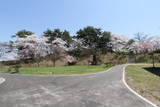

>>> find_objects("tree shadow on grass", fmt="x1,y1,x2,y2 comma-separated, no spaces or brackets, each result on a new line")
143,67,160,77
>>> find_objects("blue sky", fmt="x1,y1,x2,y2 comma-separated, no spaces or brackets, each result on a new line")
0,0,160,42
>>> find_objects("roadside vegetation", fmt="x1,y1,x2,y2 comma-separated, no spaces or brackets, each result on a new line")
0,26,160,105
0,65,110,75
0,26,130,75
1,26,160,77
126,64,160,106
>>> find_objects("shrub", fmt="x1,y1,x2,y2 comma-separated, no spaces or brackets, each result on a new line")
66,55,77,65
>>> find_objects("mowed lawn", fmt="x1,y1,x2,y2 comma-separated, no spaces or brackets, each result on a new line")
0,65,111,76
126,64,160,106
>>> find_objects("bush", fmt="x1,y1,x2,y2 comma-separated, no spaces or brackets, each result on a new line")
66,55,77,66
12,65,21,73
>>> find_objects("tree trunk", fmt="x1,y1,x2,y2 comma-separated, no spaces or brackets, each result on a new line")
53,54,56,67
52,60,55,67
37,62,40,67
91,54,97,65
152,53,155,68
135,55,137,63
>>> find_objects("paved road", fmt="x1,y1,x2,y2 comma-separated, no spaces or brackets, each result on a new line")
0,65,153,107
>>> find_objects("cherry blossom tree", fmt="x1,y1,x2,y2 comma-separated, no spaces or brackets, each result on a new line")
66,55,77,65
133,33,158,67
111,34,129,52
15,35,49,67
150,36,160,68
133,33,154,53
0,42,17,62
46,44,63,67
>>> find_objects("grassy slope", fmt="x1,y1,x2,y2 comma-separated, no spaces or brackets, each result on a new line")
126,64,160,106
0,65,110,76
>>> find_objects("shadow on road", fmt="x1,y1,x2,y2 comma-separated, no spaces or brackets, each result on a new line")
143,67,160,77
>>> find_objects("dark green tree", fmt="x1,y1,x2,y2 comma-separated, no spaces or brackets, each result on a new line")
43,29,63,67
98,31,111,53
76,26,102,65
62,30,72,47
43,29,55,43
12,29,34,38
69,44,82,58
126,39,135,52
43,29,63,43
53,29,62,38
127,39,135,45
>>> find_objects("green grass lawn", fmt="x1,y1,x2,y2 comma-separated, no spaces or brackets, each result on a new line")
0,65,111,76
126,64,160,106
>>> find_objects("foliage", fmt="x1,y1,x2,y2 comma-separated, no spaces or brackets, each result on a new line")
43,29,55,43
12,29,34,38
47,45,63,67
76,26,112,65
1,26,160,68
76,26,102,48
68,44,82,58
111,34,129,52
98,31,112,53
15,35,49,67
43,29,72,46
61,30,72,47
66,55,77,65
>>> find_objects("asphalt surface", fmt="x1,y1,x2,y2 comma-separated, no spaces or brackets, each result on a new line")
0,65,153,107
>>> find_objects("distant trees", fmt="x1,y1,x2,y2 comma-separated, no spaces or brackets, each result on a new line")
151,36,160,68
43,29,68,67
47,45,63,67
76,26,111,65
61,30,72,47
43,29,63,43
0,43,6,58
131,33,158,68
99,32,112,53
12,30,34,38
133,33,153,53
125,39,135,54
111,34,129,52
66,55,77,65
43,29,72,45
15,35,49,67
4,30,35,72
76,26,101,65
43,29,55,43
2,27,160,69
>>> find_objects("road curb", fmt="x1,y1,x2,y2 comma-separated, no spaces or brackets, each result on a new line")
0,77,5,85
122,64,158,107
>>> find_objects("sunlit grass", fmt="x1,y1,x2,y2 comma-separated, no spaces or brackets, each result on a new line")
0,65,111,76
126,64,160,105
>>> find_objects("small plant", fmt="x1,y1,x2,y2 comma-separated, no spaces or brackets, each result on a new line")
12,65,21,73
7,68,11,73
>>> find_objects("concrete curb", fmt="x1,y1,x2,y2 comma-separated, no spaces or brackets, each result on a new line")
0,77,5,85
122,64,158,107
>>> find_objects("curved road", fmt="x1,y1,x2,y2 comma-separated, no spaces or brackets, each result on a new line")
0,65,153,107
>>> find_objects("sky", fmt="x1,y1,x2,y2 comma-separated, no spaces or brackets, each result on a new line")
0,0,160,42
